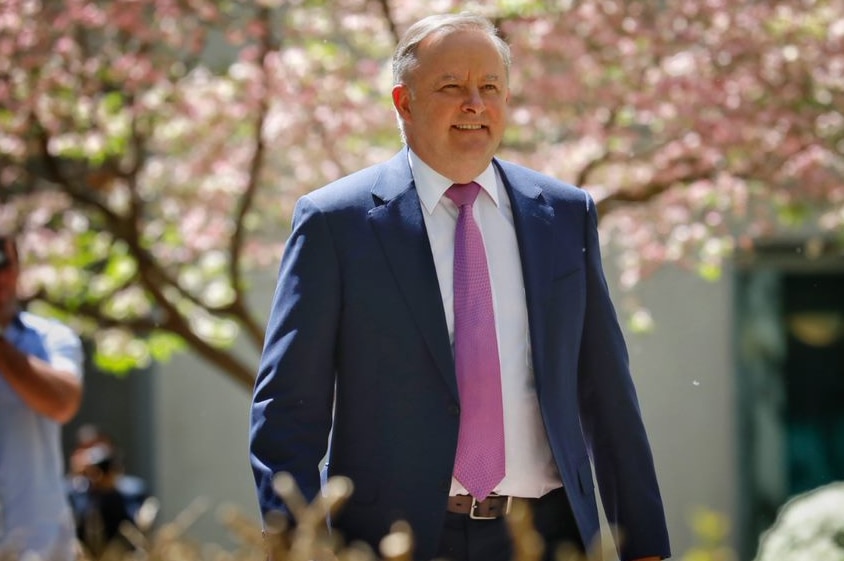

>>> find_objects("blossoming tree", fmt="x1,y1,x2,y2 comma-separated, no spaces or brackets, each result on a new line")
1,0,841,388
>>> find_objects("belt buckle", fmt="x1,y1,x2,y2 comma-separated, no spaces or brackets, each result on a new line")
469,495,513,520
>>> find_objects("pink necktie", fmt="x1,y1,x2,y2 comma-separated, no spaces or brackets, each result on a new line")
446,182,505,501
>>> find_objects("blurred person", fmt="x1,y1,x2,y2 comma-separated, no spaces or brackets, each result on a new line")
250,12,670,561
68,424,113,478
67,442,144,557
0,234,84,560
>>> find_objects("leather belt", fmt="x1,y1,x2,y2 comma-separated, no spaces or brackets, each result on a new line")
447,494,515,519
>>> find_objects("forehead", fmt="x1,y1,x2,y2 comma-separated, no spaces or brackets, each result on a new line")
414,28,506,78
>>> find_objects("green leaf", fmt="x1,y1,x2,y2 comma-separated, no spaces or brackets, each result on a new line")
147,331,187,362
101,91,127,114
697,262,722,282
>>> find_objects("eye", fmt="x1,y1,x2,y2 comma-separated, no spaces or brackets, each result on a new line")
482,84,499,92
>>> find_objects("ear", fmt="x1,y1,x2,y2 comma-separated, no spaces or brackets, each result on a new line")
392,84,412,121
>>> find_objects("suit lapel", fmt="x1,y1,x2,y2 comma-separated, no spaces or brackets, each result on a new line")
496,161,555,391
368,152,457,398
365,154,557,398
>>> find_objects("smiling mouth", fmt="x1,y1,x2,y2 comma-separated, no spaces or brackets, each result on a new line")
453,124,485,130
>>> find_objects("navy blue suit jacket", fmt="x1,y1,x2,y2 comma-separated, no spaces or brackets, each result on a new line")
250,149,670,561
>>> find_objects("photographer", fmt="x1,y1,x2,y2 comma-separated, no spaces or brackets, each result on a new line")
66,428,149,557
67,442,140,557
0,234,84,561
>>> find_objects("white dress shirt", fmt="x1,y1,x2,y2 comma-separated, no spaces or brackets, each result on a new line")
409,150,563,498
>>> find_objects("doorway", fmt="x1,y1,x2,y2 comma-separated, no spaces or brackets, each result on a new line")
735,264,844,559
782,273,844,494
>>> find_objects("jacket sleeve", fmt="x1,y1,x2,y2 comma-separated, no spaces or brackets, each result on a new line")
250,195,341,519
576,194,671,560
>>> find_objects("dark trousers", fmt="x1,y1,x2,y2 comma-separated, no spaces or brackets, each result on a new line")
435,487,584,561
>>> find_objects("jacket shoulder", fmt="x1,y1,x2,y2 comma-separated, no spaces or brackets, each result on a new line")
495,158,590,205
304,152,406,211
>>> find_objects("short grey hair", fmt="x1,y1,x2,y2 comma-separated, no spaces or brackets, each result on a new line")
392,12,511,87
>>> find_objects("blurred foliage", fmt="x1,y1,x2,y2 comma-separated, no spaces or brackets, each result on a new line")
754,481,844,561
680,507,736,561
22,475,626,561
13,480,835,561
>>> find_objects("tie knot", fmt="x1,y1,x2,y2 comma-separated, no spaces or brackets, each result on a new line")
446,182,481,208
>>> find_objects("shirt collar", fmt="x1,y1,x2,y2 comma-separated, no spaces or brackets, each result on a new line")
408,149,500,214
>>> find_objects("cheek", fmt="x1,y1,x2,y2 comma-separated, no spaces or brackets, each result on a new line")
491,100,508,116
494,107,510,127
421,110,451,131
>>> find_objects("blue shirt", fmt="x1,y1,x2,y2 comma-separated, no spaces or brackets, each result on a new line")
0,311,83,560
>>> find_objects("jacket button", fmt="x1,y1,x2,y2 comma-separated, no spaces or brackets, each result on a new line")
448,403,460,416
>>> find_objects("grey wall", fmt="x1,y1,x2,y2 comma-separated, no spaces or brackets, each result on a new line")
614,265,738,557
152,271,276,547
153,350,259,547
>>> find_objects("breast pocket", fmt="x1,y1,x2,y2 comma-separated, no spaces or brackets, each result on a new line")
549,236,586,298
553,265,582,282
548,263,586,322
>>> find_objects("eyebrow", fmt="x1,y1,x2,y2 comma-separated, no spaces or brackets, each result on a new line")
436,73,502,83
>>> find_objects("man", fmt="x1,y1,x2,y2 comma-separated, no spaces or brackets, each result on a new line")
0,234,84,560
67,441,142,557
251,12,670,561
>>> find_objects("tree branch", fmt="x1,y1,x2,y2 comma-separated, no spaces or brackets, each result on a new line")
29,292,257,389
226,5,275,350
373,0,399,44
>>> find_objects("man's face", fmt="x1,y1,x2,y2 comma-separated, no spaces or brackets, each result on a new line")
392,28,510,183
0,238,19,326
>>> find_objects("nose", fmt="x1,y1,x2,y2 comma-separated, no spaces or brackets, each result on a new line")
461,88,485,114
